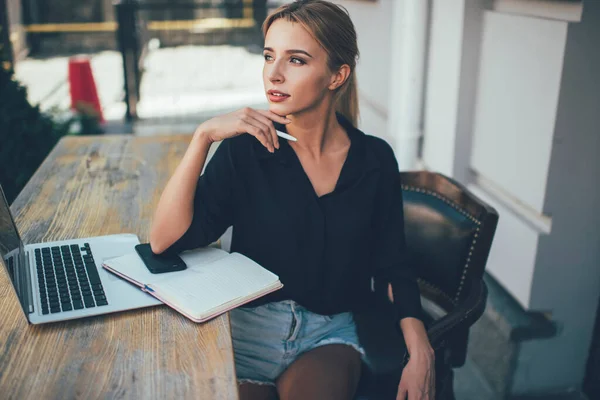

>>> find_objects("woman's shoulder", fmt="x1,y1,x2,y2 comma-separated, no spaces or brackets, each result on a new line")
220,133,254,149
361,133,399,172
217,134,258,161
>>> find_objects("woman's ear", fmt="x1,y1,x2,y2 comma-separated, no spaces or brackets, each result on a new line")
328,64,351,91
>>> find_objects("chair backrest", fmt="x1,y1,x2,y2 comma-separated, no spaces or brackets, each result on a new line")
400,171,498,311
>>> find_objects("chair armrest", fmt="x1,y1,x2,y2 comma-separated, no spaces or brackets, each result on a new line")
426,278,487,350
399,278,487,367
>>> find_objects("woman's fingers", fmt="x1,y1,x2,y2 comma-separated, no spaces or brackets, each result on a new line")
242,117,274,152
254,109,292,150
244,123,272,151
198,107,290,144
232,107,293,152
250,110,280,149
240,108,275,151
396,386,407,400
250,117,276,152
431,379,436,398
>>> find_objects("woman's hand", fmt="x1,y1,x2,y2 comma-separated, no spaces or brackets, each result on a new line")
397,342,435,400
397,318,436,399
195,107,290,153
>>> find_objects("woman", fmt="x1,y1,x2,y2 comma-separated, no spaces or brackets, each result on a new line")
150,1,434,399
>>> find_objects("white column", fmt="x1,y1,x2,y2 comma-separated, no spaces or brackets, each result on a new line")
387,0,429,170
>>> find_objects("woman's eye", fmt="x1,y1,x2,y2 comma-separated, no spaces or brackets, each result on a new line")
290,57,305,65
264,54,273,61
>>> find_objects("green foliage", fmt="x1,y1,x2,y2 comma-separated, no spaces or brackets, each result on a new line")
0,65,102,204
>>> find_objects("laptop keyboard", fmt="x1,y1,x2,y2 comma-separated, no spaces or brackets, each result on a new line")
35,243,108,314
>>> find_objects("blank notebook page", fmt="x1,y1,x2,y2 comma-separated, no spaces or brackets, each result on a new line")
155,253,280,317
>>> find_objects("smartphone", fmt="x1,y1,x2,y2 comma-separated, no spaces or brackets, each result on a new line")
134,243,187,274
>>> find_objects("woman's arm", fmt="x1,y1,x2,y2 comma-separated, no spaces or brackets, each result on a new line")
149,132,212,254
149,108,290,254
371,139,434,399
398,318,435,400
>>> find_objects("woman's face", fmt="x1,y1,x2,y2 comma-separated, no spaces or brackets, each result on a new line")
263,19,335,117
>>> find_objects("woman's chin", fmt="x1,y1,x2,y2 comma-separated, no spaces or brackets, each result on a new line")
268,103,292,117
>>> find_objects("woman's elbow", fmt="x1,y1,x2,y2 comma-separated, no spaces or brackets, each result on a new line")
149,240,164,255
149,229,168,254
149,217,192,255
148,239,160,254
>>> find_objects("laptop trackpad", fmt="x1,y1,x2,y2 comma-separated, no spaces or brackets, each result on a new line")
89,234,141,282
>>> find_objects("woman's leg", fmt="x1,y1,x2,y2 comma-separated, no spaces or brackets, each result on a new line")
238,383,278,400
230,305,289,399
275,344,362,400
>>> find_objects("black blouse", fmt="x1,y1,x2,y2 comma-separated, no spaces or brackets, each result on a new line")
167,114,422,322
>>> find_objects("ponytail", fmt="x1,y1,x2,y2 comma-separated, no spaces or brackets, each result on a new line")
336,72,359,126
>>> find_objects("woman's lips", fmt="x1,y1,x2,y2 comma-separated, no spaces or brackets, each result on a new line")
267,90,290,103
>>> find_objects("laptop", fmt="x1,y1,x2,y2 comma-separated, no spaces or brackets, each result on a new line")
0,185,161,324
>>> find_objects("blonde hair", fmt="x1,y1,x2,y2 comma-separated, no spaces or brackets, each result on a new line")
262,0,360,126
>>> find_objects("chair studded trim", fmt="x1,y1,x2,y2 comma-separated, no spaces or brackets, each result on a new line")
418,278,456,308
455,227,479,303
401,185,482,303
401,185,482,225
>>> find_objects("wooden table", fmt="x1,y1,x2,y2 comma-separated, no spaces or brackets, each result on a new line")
0,135,239,400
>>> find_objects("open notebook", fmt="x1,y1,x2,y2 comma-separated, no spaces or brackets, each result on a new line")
102,247,283,323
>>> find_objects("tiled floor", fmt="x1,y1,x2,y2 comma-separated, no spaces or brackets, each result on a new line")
453,357,589,400
454,356,497,400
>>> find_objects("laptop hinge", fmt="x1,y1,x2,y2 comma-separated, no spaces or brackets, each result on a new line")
23,250,34,314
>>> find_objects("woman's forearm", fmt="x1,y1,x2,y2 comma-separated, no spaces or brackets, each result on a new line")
400,317,432,354
388,283,429,351
149,131,213,254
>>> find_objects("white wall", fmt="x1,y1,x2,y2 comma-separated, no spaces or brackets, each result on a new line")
339,0,394,142
469,184,541,307
422,0,488,183
469,12,567,308
422,0,466,176
470,12,567,214
422,2,569,308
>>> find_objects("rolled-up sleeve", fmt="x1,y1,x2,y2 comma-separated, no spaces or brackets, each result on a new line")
166,139,236,254
374,159,423,323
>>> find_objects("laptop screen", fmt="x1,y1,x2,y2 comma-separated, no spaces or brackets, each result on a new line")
0,186,28,315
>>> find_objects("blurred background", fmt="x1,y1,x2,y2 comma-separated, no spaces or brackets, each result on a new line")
4,0,272,134
1,1,598,399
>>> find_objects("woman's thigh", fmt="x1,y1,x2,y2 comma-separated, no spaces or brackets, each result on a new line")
275,344,362,400
238,383,278,400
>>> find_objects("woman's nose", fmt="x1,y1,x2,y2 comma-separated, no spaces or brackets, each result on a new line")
267,62,285,83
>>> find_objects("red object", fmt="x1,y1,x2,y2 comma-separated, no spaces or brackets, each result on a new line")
68,56,104,123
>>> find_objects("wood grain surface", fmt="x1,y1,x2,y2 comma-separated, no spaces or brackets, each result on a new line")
0,135,238,400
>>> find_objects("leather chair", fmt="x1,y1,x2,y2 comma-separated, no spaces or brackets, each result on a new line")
354,171,499,400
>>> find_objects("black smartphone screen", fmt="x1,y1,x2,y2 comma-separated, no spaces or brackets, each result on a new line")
134,243,187,274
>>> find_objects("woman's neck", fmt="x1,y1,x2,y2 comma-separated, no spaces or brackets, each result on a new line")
285,102,348,158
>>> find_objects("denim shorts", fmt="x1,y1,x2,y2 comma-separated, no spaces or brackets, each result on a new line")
229,300,366,386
